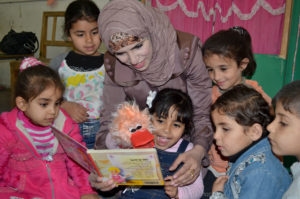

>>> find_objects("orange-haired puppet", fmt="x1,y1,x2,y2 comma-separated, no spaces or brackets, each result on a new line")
105,101,155,149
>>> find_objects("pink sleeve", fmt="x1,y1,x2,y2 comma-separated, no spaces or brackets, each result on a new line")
0,121,19,189
177,143,204,199
0,141,11,187
65,119,96,195
177,172,204,199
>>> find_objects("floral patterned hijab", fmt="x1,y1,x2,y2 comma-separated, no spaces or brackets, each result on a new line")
98,0,177,86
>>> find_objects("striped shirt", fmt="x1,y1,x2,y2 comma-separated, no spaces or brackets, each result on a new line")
18,111,55,161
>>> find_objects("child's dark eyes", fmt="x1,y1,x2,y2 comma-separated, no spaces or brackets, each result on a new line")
40,103,48,107
76,33,84,37
279,121,287,127
156,119,164,124
220,67,227,71
92,30,99,35
222,127,230,132
173,123,182,128
206,68,213,72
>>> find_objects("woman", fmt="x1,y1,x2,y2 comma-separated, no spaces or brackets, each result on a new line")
92,0,212,189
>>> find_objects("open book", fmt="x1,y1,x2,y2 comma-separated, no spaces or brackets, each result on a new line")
52,127,164,186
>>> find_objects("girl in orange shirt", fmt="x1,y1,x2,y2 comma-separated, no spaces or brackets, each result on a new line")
201,26,272,199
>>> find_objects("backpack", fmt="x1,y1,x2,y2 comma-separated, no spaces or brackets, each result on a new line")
0,29,39,55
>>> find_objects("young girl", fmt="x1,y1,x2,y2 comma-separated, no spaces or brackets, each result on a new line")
210,84,291,199
49,0,104,149
0,57,99,198
201,26,272,196
89,88,204,199
267,80,300,198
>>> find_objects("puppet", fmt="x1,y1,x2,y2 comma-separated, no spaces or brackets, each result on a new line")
106,101,154,149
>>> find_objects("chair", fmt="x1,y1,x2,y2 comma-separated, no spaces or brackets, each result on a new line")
9,11,72,107
39,11,72,62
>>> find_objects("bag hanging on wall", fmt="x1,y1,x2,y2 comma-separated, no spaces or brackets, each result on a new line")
0,29,39,55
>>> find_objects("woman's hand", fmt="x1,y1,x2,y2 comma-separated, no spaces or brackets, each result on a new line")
61,101,89,123
88,173,117,192
80,193,101,199
164,176,178,198
169,145,205,186
212,175,228,193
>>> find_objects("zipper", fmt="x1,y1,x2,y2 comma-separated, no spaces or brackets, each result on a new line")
13,124,55,198
46,163,55,199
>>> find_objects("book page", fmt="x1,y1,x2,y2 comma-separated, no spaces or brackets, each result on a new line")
88,149,164,186
52,127,98,174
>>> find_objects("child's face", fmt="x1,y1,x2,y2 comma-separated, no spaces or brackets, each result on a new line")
152,106,185,150
204,54,246,91
111,170,119,175
268,102,300,160
114,39,153,72
18,86,63,127
211,109,254,157
68,19,101,56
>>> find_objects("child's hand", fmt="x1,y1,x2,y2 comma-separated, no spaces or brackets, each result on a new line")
80,193,101,199
61,101,89,123
164,176,178,198
212,175,228,193
169,145,204,186
88,173,117,192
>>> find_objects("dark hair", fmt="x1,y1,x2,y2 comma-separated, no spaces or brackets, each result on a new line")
212,84,272,138
64,0,100,36
15,65,65,101
202,26,256,78
272,80,300,117
149,88,194,135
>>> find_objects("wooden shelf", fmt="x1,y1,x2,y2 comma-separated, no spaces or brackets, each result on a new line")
0,51,33,60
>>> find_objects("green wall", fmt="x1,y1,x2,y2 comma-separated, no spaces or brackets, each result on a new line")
250,1,300,169
285,0,300,84
251,54,286,98
250,1,300,98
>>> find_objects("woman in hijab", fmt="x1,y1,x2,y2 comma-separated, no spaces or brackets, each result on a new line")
91,0,212,191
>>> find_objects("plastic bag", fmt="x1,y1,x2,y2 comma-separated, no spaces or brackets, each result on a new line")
0,29,39,55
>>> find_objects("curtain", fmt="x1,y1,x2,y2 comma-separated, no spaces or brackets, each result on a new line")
151,0,285,55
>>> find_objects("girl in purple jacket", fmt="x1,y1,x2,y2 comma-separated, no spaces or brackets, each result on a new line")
0,58,98,199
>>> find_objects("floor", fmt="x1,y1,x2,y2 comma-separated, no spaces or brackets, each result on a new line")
0,88,12,113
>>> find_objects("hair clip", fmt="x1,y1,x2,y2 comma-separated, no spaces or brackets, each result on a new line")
146,90,157,108
20,57,45,71
230,26,246,36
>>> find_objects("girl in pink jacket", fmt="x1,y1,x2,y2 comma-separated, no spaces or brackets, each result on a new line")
0,58,98,199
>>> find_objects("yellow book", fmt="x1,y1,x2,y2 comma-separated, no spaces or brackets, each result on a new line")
87,148,164,186
52,126,164,186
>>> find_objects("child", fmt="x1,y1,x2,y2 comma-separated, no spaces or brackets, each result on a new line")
202,26,272,103
201,26,273,197
0,57,99,198
49,0,104,149
267,80,300,198
89,88,204,199
210,84,291,199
